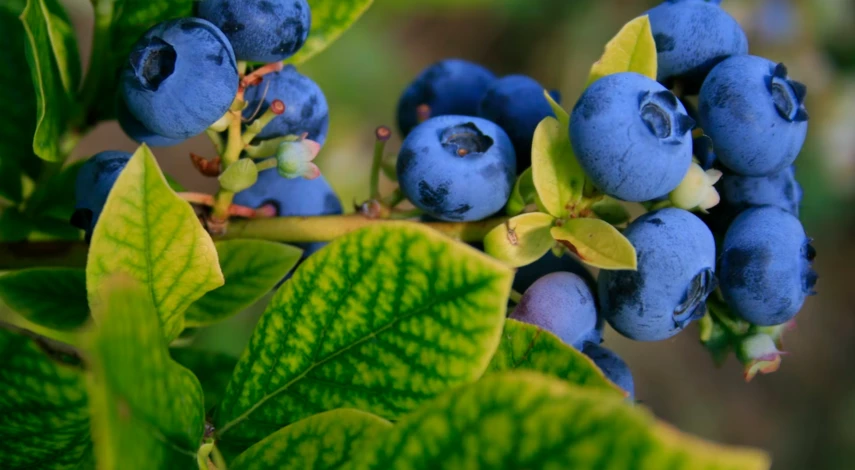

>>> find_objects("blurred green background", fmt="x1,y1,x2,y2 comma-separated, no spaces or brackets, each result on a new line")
56,0,855,468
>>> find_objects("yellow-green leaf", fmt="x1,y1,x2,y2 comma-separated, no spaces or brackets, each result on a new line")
551,218,637,270
592,196,632,225
231,409,392,470
20,0,81,161
543,88,569,129
184,240,303,328
0,267,88,331
214,222,513,454
483,213,555,268
286,0,375,65
0,328,91,469
505,167,535,216
531,117,585,218
587,15,658,87
170,348,238,411
85,275,206,470
346,372,770,470
86,145,224,342
487,319,623,395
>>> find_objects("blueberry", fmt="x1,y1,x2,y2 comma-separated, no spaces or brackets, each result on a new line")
719,206,816,326
71,151,132,241
121,18,238,139
599,208,717,341
647,0,748,93
397,59,496,137
510,272,601,349
477,75,557,174
116,96,185,148
513,251,596,295
197,0,311,63
234,168,343,261
699,56,808,176
570,72,695,202
243,65,329,145
718,165,802,216
397,115,516,222
582,343,635,399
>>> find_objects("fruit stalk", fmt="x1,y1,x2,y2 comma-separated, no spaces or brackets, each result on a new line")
210,102,247,231
370,127,392,200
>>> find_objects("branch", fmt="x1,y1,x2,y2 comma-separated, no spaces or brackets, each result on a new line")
0,216,507,270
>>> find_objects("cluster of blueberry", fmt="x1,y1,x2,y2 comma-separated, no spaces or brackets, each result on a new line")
73,0,343,252
389,0,816,391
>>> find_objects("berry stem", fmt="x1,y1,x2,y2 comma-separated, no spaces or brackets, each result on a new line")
241,100,286,145
370,127,392,200
205,129,225,155
210,102,247,231
509,289,523,304
381,188,405,208
254,158,277,172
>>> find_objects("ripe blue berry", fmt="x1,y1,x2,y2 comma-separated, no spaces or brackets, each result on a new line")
570,72,695,202
599,208,717,341
719,206,817,326
197,0,311,63
243,65,329,145
582,344,635,399
116,97,185,148
647,0,748,93
513,251,596,296
71,151,132,241
397,59,496,137
121,18,239,139
720,165,802,216
477,75,557,173
397,115,516,222
699,56,808,176
234,169,343,260
511,272,601,349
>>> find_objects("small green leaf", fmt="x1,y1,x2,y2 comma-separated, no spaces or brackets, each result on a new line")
0,208,34,242
286,0,375,65
505,167,536,216
185,240,303,328
587,15,658,86
20,0,80,161
487,319,624,395
346,372,771,470
0,329,91,469
543,89,570,129
25,160,85,220
592,196,632,225
231,409,392,470
0,0,38,204
531,117,585,218
0,268,88,331
551,218,637,270
170,348,239,411
86,145,225,342
220,159,259,193
85,275,206,470
483,213,555,268
214,222,513,453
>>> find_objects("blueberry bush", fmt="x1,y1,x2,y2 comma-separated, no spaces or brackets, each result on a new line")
0,0,819,468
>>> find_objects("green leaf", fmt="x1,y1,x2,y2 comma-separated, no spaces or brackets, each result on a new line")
170,348,238,411
82,0,194,121
286,0,375,65
543,88,569,129
0,268,89,331
531,117,585,218
0,0,37,204
231,409,392,470
20,0,80,161
551,218,637,270
86,145,225,342
0,208,34,242
483,213,555,268
346,372,771,470
592,196,632,225
165,173,186,193
214,222,513,453
185,239,302,327
487,319,624,395
0,328,91,469
26,160,85,220
85,275,206,470
587,15,658,87
505,167,536,216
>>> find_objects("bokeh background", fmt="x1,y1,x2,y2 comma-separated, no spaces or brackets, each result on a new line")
56,0,855,468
